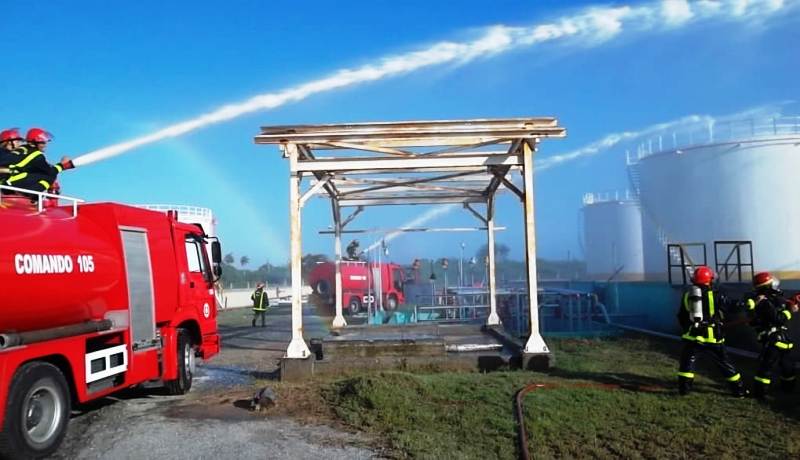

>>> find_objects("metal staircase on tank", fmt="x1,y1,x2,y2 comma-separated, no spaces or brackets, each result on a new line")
625,149,691,277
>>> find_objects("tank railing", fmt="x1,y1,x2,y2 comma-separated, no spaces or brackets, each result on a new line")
582,190,636,205
413,291,491,323
630,116,800,163
499,290,611,338
0,185,83,217
714,240,754,284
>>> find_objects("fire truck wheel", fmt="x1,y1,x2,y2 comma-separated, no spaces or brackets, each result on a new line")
386,295,399,311
348,297,362,315
165,329,195,395
315,280,330,296
0,362,71,459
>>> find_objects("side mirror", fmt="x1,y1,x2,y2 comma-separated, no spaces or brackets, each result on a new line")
211,241,222,264
210,240,223,279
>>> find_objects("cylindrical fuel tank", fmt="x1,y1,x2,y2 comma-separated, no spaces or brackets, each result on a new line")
0,205,127,333
637,135,800,280
582,194,644,280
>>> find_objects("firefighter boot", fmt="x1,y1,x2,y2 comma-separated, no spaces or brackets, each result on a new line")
678,376,693,396
729,380,749,398
753,379,769,401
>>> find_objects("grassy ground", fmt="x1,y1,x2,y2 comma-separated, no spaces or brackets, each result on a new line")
320,336,800,459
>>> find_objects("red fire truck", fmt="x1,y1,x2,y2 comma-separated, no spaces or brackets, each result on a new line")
309,261,406,314
0,191,222,458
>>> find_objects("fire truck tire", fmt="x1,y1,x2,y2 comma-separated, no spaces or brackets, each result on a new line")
348,297,362,315
0,361,71,460
315,280,330,296
165,329,195,395
386,294,399,311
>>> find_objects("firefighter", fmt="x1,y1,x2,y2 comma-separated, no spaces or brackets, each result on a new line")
745,272,797,400
5,128,74,194
676,266,748,397
251,283,269,327
346,239,361,261
0,128,25,181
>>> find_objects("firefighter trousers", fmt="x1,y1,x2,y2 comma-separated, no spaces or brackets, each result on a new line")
252,310,266,327
754,344,796,397
678,341,744,395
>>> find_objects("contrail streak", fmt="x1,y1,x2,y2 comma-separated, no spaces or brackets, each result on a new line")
73,0,795,167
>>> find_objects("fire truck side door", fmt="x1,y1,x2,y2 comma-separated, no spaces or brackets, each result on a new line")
182,234,212,316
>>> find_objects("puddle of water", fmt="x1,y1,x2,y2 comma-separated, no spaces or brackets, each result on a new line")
194,365,256,389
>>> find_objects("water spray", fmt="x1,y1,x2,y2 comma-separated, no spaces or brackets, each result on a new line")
72,0,791,168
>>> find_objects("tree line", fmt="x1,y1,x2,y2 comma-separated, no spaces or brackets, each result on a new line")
219,246,585,289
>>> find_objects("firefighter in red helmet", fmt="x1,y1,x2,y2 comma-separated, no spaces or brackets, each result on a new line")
744,272,797,400
4,128,75,194
676,266,748,396
0,128,25,182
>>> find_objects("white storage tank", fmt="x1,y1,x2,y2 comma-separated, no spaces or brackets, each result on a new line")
581,192,645,280
630,116,800,280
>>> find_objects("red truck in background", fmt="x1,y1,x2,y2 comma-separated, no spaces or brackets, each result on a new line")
0,191,222,459
309,261,406,314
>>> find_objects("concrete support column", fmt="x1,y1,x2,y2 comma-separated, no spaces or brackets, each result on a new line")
521,140,549,357
486,196,500,326
331,200,347,328
286,144,311,359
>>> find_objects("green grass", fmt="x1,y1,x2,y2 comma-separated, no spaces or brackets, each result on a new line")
321,336,800,459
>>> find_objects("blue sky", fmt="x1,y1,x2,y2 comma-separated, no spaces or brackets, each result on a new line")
2,0,798,267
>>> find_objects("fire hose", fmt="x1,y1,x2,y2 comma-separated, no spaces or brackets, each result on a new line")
514,381,664,460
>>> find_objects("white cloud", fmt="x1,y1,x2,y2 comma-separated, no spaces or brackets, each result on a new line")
662,0,694,25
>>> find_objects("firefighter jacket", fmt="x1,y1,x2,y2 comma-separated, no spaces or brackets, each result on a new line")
677,285,738,344
251,288,269,311
5,144,70,188
0,146,18,168
746,289,794,350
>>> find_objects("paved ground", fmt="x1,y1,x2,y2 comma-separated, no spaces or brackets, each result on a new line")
54,303,376,459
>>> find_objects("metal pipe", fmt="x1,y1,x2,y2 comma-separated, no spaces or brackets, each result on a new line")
0,320,113,350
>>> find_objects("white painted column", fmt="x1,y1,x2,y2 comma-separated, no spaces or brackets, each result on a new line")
486,196,500,326
286,144,311,359
521,140,548,354
332,200,347,328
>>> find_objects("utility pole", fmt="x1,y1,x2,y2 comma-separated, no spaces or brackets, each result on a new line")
459,242,466,287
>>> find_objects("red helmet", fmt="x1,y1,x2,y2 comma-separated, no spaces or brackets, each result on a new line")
753,272,779,290
0,128,22,142
26,128,53,144
692,266,714,286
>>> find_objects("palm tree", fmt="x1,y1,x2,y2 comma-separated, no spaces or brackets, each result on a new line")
240,255,250,268
224,253,235,265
